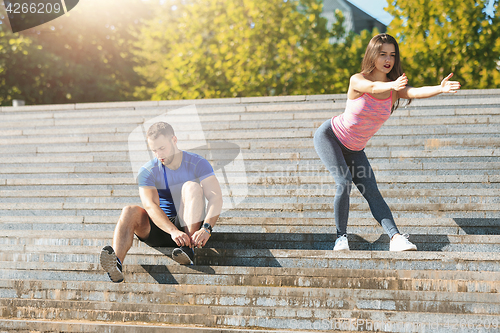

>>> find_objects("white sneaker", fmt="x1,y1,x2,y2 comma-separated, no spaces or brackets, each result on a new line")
390,234,417,251
334,234,349,251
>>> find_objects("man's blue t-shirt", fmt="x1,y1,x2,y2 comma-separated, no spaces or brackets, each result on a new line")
137,151,215,217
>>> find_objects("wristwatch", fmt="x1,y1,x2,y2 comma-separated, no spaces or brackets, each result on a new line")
202,223,213,233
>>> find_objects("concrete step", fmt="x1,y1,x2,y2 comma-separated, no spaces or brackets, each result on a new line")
2,152,498,169
1,162,499,177
0,124,497,152
4,136,500,155
1,169,498,182
3,125,500,150
7,150,497,166
1,215,495,227
210,233,500,252
1,278,499,312
218,210,499,222
2,215,499,234
0,193,498,209
1,117,499,142
3,264,500,291
3,272,498,301
2,152,500,171
0,200,497,215
4,125,500,151
0,89,497,111
211,214,500,236
2,245,500,271
1,100,498,126
0,192,495,210
0,204,496,219
212,225,497,236
1,294,499,332
1,230,499,252
0,319,304,333
0,186,498,203
0,210,496,230
0,92,497,114
3,125,500,149
0,188,498,208
0,97,498,121
2,173,499,186
1,91,500,332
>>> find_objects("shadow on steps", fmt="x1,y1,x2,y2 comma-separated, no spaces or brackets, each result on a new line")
140,264,217,284
453,218,500,235
206,232,451,251
137,219,500,282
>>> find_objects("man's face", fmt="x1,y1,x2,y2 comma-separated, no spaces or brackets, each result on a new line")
147,134,177,165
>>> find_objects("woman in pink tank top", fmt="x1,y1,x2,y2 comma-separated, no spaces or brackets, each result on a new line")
313,33,461,252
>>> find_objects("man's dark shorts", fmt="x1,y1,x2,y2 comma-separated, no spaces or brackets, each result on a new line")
135,216,180,247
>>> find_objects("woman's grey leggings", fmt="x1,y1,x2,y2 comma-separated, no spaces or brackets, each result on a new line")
313,119,399,238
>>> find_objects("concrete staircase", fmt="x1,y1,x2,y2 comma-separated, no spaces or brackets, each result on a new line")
0,90,499,332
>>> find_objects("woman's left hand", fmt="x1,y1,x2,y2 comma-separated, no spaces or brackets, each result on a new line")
441,73,461,93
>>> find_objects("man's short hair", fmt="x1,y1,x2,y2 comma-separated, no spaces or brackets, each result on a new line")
147,122,175,140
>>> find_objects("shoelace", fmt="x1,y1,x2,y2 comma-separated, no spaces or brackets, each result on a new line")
336,235,347,242
117,257,122,272
400,233,412,243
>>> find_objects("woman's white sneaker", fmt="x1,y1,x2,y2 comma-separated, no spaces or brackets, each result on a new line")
390,234,417,251
334,234,350,251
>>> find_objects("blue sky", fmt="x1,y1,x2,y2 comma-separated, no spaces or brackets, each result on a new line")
346,0,393,25
347,0,496,26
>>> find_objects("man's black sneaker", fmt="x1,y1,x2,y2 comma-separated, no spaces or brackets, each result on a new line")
100,246,124,283
172,246,194,265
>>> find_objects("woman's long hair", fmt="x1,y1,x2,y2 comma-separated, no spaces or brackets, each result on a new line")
361,33,410,112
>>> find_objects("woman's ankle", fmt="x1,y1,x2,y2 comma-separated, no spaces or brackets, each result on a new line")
390,233,401,241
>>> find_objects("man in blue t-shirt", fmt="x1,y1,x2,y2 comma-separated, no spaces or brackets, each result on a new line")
100,122,223,283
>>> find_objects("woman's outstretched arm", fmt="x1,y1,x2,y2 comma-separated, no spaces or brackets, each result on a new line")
399,73,461,99
349,73,408,95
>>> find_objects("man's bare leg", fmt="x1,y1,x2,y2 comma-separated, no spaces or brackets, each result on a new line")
178,181,205,237
112,205,151,263
101,205,151,282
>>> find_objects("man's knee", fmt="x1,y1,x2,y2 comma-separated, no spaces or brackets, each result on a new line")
181,181,204,199
119,205,148,226
121,205,142,216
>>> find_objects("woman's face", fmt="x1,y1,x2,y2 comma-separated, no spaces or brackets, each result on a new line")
374,43,396,75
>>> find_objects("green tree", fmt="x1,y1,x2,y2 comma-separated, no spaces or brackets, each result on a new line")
386,0,500,89
0,0,153,106
0,26,34,105
134,0,351,100
330,26,382,92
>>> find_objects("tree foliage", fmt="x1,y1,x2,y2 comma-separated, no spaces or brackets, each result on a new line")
330,27,381,91
134,0,353,100
0,0,153,106
1,0,499,105
0,27,33,105
386,0,500,88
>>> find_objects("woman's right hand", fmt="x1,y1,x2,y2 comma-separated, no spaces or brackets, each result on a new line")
392,73,408,91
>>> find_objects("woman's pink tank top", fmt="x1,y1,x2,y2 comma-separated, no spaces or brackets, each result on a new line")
331,91,392,151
